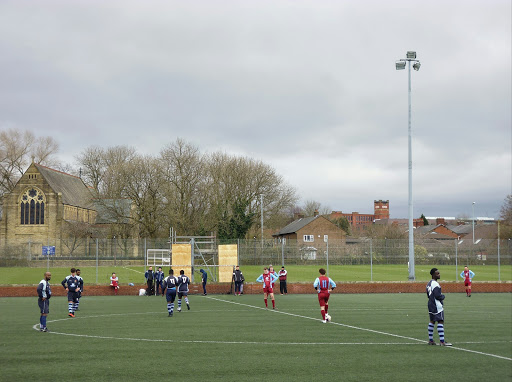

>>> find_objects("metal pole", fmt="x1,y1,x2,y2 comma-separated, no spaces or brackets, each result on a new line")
281,239,284,266
498,220,501,282
472,202,475,244
326,237,329,277
260,194,264,249
407,59,415,281
455,239,458,281
370,239,373,282
96,238,99,284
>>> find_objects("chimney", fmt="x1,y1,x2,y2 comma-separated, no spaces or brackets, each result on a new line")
314,209,319,217
436,218,445,225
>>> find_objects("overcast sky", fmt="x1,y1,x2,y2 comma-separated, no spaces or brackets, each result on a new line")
1,0,510,219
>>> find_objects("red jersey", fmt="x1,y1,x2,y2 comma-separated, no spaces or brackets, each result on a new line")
110,277,119,287
318,275,330,292
279,270,287,281
262,273,272,288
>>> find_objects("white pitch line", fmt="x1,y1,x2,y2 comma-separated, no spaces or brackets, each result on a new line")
122,267,144,274
206,296,512,361
28,324,428,345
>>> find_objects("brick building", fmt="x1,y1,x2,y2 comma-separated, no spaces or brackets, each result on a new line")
330,200,390,230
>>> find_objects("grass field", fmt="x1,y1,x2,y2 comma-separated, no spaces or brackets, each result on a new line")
1,264,511,285
0,293,510,381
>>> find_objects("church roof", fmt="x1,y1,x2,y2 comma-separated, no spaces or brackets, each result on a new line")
34,164,95,210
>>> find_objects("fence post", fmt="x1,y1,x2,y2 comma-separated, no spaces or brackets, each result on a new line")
370,239,373,282
455,239,458,282
96,238,99,284
281,239,284,266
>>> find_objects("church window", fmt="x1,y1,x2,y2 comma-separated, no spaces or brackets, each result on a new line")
20,188,45,225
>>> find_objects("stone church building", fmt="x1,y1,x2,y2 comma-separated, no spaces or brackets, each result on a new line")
0,161,126,258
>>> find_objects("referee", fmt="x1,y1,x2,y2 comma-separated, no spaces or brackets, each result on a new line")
37,272,52,332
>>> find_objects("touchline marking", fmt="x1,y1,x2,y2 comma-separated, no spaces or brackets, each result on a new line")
206,296,512,361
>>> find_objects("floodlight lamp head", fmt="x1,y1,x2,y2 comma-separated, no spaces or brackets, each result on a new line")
406,51,416,59
396,61,406,70
413,62,421,71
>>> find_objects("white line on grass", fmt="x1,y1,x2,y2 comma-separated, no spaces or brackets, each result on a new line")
122,267,144,274
206,296,512,362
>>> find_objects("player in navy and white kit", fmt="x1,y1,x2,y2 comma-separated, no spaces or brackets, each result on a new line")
162,269,179,316
177,270,191,312
426,268,452,346
75,268,83,311
37,271,52,332
313,268,336,323
62,267,80,318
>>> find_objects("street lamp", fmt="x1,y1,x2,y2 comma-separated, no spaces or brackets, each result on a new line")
396,51,421,281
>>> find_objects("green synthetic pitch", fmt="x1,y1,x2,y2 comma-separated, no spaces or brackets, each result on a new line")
1,294,511,382
1,264,511,285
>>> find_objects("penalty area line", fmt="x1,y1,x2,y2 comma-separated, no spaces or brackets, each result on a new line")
206,296,512,362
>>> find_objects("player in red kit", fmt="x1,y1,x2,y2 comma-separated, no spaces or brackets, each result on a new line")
313,268,336,323
459,266,475,297
256,267,278,309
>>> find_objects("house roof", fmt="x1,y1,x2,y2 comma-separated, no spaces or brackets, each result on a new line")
274,216,319,236
34,163,95,210
447,225,473,235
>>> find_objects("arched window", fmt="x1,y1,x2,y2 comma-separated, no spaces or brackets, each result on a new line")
20,188,45,225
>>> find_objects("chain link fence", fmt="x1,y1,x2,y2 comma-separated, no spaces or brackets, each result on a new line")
1,236,510,269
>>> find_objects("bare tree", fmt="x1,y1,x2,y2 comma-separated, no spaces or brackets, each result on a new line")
159,139,209,235
0,128,59,196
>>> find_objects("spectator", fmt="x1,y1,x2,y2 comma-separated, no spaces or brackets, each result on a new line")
155,267,165,295
279,266,288,295
233,266,244,296
200,269,208,295
145,266,155,296
110,273,119,295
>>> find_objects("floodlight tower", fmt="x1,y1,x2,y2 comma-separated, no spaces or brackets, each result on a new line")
396,51,421,281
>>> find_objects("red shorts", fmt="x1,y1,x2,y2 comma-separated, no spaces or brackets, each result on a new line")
464,280,471,287
263,286,274,294
318,291,330,307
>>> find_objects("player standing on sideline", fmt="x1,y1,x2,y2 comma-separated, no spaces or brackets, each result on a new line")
426,268,452,346
155,267,165,295
75,269,83,311
279,266,288,295
233,266,244,296
37,272,52,332
460,266,475,297
110,272,119,295
162,269,179,316
177,270,191,312
313,268,336,323
256,267,278,309
62,268,80,318
199,269,208,295
145,266,155,296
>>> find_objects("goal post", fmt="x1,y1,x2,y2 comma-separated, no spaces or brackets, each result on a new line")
146,249,171,267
